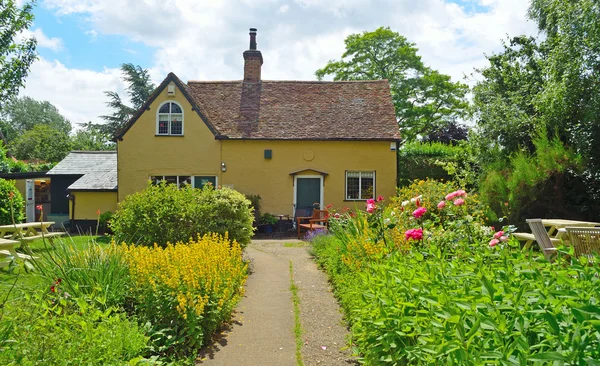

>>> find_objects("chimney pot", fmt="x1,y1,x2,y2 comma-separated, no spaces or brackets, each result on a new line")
249,28,257,50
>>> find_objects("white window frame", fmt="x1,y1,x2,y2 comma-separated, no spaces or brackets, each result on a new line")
156,101,184,136
345,171,376,200
149,175,218,189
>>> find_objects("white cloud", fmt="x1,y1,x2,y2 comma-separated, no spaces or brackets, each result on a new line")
21,58,125,125
19,28,64,52
30,0,539,123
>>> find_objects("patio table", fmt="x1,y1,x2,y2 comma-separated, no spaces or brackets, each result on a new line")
0,237,34,267
516,219,600,249
0,222,64,241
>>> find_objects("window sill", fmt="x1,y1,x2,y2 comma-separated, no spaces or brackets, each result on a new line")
155,134,184,137
343,199,373,202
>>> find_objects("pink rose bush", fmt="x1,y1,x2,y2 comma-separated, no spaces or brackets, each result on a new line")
437,201,446,209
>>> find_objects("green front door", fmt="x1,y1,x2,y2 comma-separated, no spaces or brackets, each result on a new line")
296,177,321,210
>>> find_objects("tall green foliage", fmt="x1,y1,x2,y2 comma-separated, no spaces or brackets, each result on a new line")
316,27,469,143
479,129,580,223
472,1,600,221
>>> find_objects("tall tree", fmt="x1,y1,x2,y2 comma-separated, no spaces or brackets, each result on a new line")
100,63,155,136
0,96,72,140
11,124,71,162
0,0,37,155
71,122,115,151
316,27,469,143
0,0,37,110
470,36,546,163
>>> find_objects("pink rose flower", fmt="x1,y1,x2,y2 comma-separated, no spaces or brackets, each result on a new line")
412,207,427,219
445,191,458,200
366,202,376,213
489,238,499,247
500,236,509,242
366,198,375,205
456,189,467,197
377,196,384,202
453,198,465,206
493,231,504,239
405,228,423,241
437,201,446,209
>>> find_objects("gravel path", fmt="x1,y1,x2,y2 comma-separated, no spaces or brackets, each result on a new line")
198,239,355,365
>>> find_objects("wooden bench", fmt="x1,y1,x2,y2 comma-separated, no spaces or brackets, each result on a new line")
297,209,329,239
513,232,561,250
14,232,66,242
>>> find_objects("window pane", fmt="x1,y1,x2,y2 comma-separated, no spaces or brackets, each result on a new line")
194,176,216,189
179,176,191,187
159,103,170,113
171,103,182,113
171,114,183,135
158,114,169,134
346,176,359,199
360,176,374,199
164,176,177,185
150,176,163,185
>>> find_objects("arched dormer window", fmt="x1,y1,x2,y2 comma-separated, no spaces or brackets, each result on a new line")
157,101,183,135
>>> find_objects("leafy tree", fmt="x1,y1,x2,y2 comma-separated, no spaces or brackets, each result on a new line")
528,0,600,203
11,124,71,162
316,27,469,143
0,0,37,111
71,122,115,151
422,119,469,145
470,36,546,161
100,63,155,136
1,96,72,140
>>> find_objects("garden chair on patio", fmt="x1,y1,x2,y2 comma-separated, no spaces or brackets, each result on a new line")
565,227,600,259
526,218,559,261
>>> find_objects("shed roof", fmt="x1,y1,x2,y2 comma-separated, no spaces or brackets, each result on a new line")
48,151,117,191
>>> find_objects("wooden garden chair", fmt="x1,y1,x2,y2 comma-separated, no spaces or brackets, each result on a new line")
297,209,329,239
526,218,560,261
565,227,600,259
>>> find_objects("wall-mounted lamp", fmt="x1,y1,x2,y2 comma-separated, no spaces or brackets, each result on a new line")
221,162,227,172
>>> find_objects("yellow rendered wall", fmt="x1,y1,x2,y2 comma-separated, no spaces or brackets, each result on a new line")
221,140,397,216
12,179,26,200
117,82,222,201
71,192,118,220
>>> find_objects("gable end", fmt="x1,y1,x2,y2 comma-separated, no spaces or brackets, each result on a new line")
113,73,221,141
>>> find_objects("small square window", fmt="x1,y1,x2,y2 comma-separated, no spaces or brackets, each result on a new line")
345,171,375,200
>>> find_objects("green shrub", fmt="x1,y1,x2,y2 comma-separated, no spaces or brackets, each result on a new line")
0,179,24,225
0,292,148,364
98,211,113,228
111,182,254,247
397,142,465,186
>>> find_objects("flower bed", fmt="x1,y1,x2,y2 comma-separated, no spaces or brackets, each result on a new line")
312,180,600,364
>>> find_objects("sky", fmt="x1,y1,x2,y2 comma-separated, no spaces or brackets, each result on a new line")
17,0,540,126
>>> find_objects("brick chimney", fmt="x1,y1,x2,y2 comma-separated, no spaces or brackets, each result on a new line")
243,28,263,82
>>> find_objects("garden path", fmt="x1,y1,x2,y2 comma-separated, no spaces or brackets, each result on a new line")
197,239,355,365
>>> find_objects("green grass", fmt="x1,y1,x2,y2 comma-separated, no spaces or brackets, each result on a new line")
284,242,309,248
289,260,304,366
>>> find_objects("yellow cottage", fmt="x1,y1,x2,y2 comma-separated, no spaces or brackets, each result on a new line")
115,28,399,218
53,29,399,231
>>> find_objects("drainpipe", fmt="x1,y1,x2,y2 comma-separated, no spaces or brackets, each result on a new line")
67,193,75,233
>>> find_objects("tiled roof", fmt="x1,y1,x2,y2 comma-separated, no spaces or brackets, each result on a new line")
48,151,117,191
186,80,400,140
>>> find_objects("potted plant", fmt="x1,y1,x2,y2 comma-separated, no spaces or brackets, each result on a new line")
259,213,278,233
